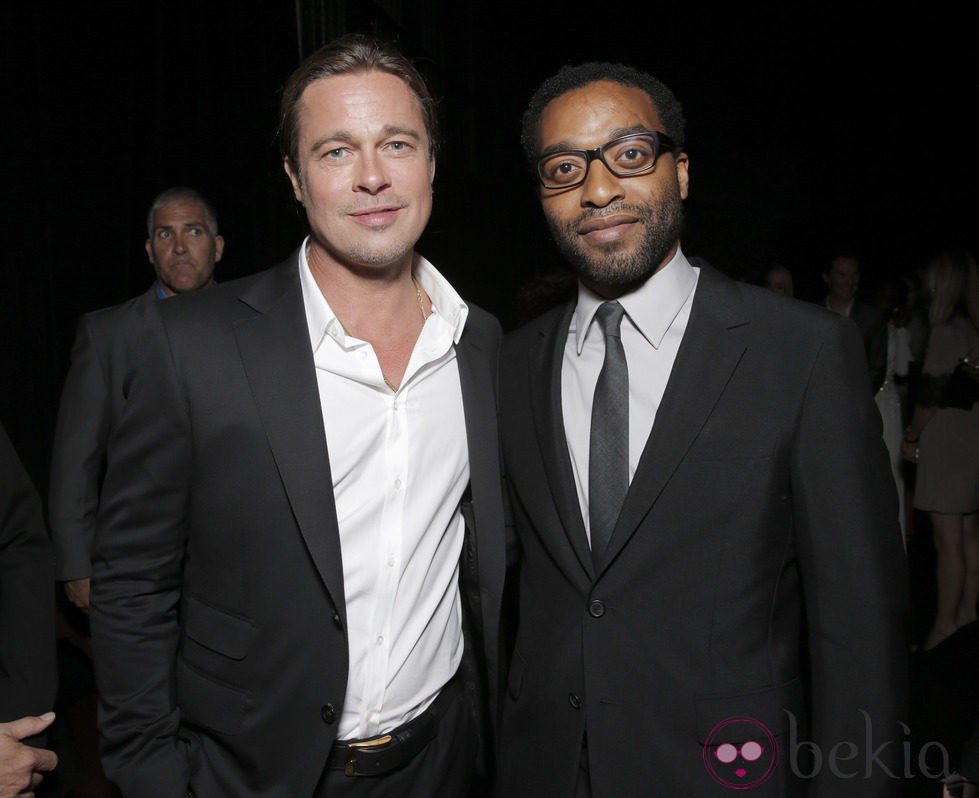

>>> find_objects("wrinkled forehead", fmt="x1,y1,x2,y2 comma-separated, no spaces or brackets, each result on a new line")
296,70,430,148
151,201,209,229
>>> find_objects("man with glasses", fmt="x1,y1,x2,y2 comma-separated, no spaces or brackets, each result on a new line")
498,62,908,796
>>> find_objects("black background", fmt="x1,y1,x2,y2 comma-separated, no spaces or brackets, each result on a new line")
2,0,976,487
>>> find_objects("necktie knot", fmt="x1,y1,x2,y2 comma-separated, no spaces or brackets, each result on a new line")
595,301,625,339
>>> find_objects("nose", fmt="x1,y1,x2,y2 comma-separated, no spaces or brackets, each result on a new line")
172,233,188,253
578,159,624,208
354,150,391,195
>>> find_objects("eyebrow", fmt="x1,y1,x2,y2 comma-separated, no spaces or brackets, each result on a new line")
153,220,206,233
538,125,652,158
308,124,424,154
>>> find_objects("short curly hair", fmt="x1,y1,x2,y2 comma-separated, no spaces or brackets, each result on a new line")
520,62,685,173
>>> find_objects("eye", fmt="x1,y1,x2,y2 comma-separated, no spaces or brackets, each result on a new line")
609,138,654,170
715,743,738,764
157,230,172,240
541,155,584,184
387,140,410,152
741,742,764,762
324,147,349,160
188,227,203,236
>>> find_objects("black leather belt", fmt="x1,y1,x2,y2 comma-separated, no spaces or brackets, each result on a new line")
325,698,441,777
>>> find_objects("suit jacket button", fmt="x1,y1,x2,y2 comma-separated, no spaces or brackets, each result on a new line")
332,611,342,629
321,704,337,724
568,692,582,710
588,599,605,618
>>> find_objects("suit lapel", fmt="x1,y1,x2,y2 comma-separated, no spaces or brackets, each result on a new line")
529,305,595,580
600,267,749,573
454,310,507,717
232,256,347,620
456,312,506,589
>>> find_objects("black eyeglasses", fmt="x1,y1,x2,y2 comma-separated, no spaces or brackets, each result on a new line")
536,131,676,190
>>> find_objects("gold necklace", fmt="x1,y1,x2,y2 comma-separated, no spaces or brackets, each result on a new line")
380,277,428,391
332,274,430,392
411,277,429,322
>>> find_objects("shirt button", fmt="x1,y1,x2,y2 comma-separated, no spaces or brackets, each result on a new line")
394,478,402,490
589,599,606,618
376,635,384,646
568,692,582,710
321,704,336,724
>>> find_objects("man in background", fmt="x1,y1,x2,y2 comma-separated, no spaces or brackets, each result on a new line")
822,251,887,393
0,421,57,796
47,186,222,798
49,185,224,610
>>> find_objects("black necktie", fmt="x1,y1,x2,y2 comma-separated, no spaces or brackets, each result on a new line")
589,301,629,569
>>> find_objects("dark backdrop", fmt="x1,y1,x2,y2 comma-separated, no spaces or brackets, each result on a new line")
2,0,976,491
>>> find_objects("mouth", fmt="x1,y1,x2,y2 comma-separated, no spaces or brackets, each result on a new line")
577,213,639,243
349,205,404,227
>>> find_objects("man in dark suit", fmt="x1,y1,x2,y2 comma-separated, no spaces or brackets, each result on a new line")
90,35,507,797
49,185,224,611
821,252,887,394
498,62,908,796
0,421,58,795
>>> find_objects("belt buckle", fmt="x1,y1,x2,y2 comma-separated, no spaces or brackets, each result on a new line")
344,734,393,776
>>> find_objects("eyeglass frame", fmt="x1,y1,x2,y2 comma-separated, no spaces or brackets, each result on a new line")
535,130,678,190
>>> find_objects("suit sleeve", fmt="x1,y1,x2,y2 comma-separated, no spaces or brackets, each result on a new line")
0,423,57,724
48,316,111,581
89,306,191,797
791,318,908,796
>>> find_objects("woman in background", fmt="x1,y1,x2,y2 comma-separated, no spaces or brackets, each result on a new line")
902,250,979,650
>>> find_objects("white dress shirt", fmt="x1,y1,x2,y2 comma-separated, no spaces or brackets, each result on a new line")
298,239,470,739
562,248,699,544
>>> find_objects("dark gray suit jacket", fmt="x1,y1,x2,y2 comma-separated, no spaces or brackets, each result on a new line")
0,422,56,724
90,252,507,798
498,265,908,797
48,286,158,580
848,298,887,394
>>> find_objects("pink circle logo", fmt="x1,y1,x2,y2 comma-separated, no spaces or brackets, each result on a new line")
702,716,778,790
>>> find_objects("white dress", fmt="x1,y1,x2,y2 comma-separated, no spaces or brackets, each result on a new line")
875,322,908,544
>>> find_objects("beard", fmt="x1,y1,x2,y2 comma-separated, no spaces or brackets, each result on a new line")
545,180,684,290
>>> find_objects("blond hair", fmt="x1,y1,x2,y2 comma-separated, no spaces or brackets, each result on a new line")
927,249,979,328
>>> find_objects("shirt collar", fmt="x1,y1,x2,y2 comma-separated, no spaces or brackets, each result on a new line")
298,236,469,353
571,246,698,354
825,296,854,317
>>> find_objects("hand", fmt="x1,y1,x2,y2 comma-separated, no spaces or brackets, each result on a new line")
945,777,978,797
900,439,919,464
64,578,91,611
0,713,58,797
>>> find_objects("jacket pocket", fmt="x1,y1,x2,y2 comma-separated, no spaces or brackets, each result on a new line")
176,657,249,736
695,676,804,742
183,594,252,660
